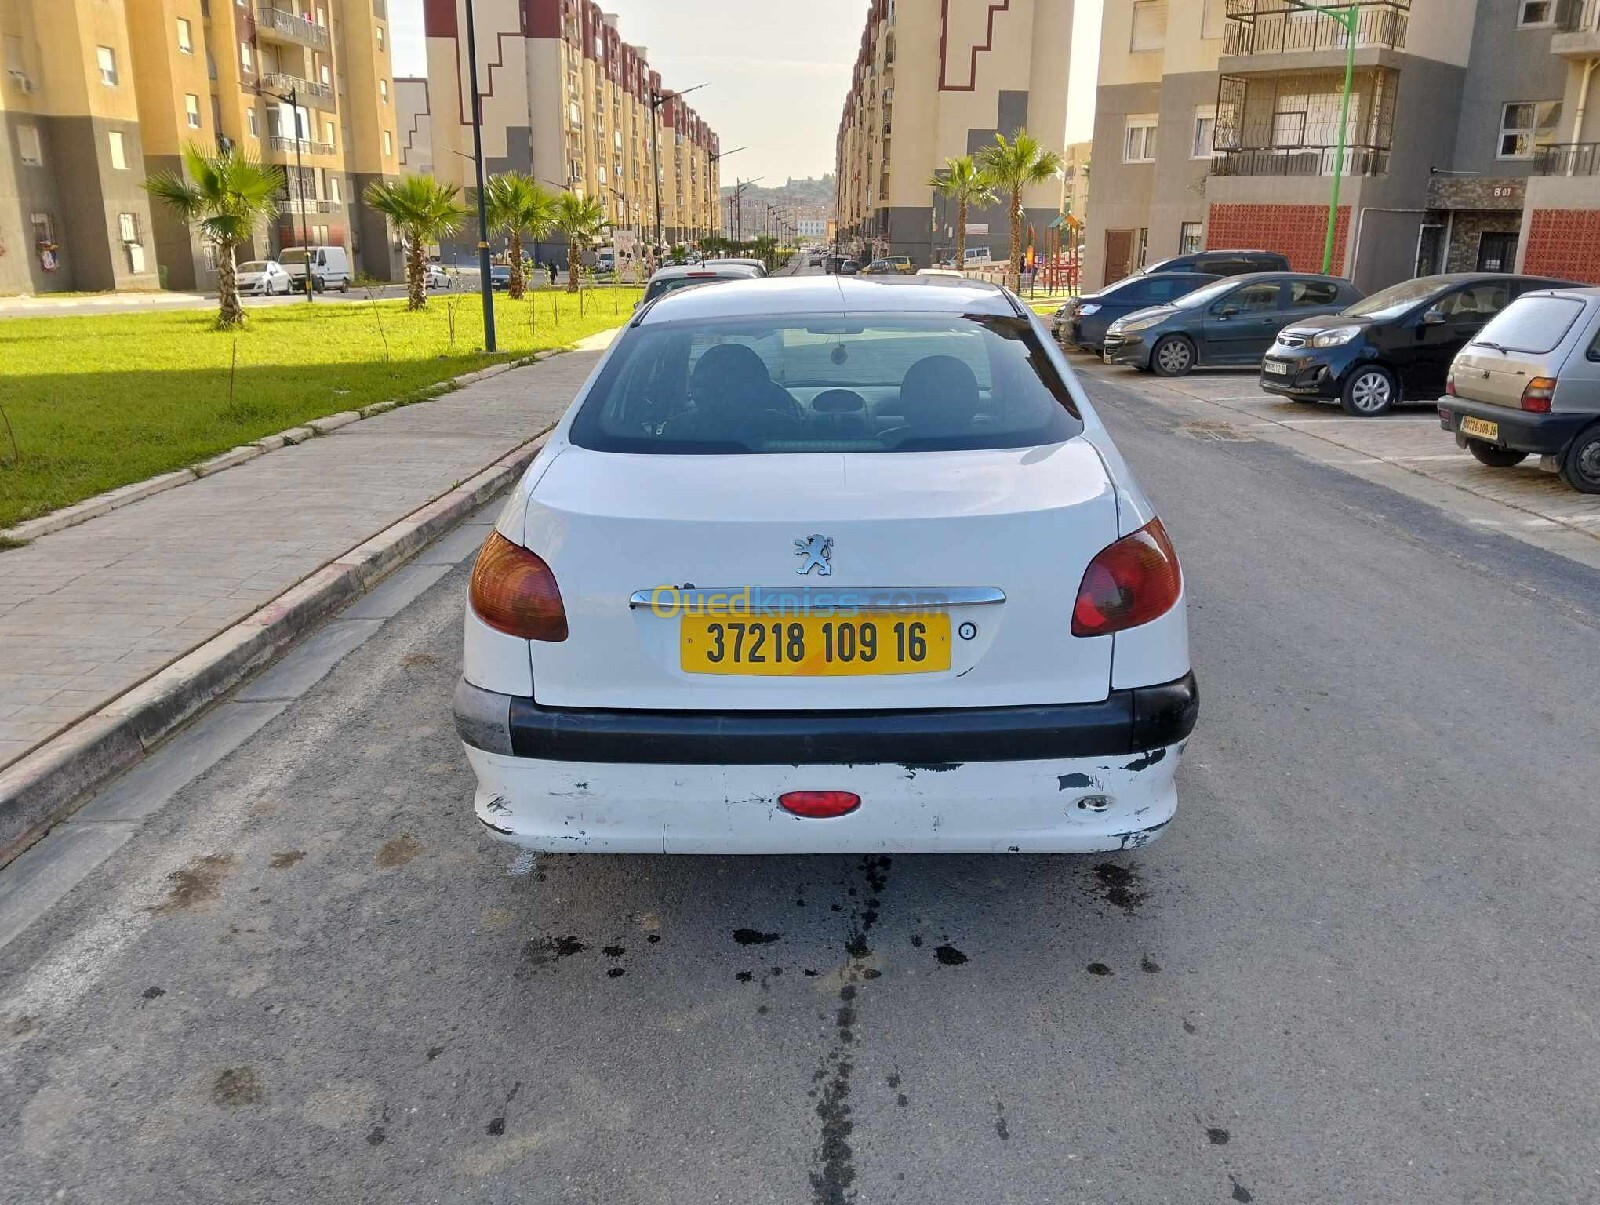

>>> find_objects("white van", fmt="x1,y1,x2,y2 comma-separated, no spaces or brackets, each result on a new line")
279,245,352,293
962,246,993,266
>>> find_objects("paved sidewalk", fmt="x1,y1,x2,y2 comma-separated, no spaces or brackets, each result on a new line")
0,342,607,769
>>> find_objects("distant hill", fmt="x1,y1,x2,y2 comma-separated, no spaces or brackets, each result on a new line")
719,175,835,219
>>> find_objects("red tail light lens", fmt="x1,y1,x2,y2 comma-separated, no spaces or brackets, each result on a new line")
469,532,568,641
1521,376,1556,414
1072,518,1182,638
779,791,861,819
1445,377,1456,397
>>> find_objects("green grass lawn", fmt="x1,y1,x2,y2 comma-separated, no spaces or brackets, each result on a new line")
0,288,641,530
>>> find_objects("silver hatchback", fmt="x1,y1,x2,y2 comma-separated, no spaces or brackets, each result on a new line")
1441,287,1600,493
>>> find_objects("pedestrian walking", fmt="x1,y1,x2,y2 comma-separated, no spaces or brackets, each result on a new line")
547,260,557,286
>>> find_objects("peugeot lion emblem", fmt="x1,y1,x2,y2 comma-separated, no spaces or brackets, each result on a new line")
794,534,834,577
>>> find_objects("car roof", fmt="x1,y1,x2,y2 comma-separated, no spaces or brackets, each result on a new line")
1204,271,1353,284
636,274,1016,324
648,263,760,281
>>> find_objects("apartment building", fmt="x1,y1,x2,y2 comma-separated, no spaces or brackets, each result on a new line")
421,0,720,260
1085,0,1600,292
1,0,400,295
834,0,1077,267
1061,138,1091,221
2,0,160,293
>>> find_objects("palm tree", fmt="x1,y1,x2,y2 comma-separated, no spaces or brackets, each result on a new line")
485,172,556,300
362,175,470,310
977,130,1063,292
143,143,283,329
928,155,995,274
553,192,606,293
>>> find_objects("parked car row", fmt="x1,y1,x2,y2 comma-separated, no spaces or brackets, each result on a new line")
1059,257,1598,493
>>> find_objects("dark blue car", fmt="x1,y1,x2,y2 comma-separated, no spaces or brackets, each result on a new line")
1054,272,1220,352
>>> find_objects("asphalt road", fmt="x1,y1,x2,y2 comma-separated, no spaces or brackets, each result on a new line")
3,362,1599,1204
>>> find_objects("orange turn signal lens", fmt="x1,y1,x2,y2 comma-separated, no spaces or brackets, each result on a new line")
469,532,568,642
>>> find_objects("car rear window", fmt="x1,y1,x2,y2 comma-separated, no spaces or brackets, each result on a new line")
644,274,745,303
569,314,1084,454
1472,295,1586,355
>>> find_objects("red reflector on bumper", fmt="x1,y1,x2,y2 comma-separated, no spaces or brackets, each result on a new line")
779,791,861,818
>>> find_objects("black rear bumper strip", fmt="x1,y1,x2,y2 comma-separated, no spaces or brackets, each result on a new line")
454,673,1198,765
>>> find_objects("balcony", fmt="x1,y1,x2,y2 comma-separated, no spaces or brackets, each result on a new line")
280,196,342,213
1211,143,1391,176
1223,0,1408,56
269,135,334,157
255,5,331,51
1534,142,1600,175
258,72,336,110
1211,69,1396,175
1553,0,1600,58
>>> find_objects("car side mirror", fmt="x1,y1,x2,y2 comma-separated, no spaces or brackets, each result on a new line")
1421,308,1447,326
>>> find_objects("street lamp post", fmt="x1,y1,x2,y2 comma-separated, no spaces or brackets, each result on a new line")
1290,0,1360,275
648,82,707,252
259,84,314,302
464,0,496,351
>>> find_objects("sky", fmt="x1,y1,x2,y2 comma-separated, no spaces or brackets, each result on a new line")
391,1,1103,186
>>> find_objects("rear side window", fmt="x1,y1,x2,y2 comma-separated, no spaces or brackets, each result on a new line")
1289,280,1340,308
570,314,1084,454
1473,295,1586,354
1220,282,1281,313
1143,276,1197,302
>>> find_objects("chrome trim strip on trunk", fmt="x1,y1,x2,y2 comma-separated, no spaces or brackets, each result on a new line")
626,586,1007,613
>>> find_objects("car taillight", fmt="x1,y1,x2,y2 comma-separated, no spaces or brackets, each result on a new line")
1520,376,1556,414
1445,376,1456,397
469,532,568,641
1072,518,1182,638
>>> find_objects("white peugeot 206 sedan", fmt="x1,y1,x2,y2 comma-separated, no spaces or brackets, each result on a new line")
454,274,1197,854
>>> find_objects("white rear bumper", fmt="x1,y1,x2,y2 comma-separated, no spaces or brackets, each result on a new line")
463,744,1180,855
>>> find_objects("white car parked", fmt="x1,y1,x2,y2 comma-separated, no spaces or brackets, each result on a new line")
455,275,1196,854
236,259,292,295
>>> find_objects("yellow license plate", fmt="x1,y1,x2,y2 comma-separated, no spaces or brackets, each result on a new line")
1460,416,1499,441
681,614,951,676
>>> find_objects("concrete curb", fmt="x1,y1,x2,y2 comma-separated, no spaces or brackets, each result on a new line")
0,347,565,545
0,435,546,867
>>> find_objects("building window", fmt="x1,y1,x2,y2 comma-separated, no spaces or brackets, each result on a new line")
379,78,388,103
1179,221,1203,255
18,124,42,166
1124,115,1158,163
108,130,127,170
376,26,385,50
247,108,259,137
383,130,393,155
1272,111,1307,147
118,212,140,244
1192,107,1218,158
185,94,202,129
1201,0,1226,39
240,42,253,71
1516,1,1555,25
1498,100,1561,159
31,212,54,246
322,119,335,145
1130,1,1168,52
97,45,119,86
177,18,194,54
329,174,341,203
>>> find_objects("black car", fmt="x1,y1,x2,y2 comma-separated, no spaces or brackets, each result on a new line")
1055,271,1220,351
489,264,512,290
1101,273,1363,376
1137,249,1290,278
1259,272,1582,415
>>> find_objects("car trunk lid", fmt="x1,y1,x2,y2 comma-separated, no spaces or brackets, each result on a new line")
517,441,1121,711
